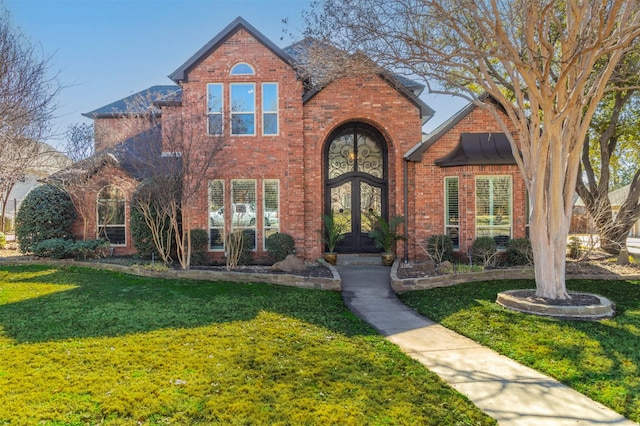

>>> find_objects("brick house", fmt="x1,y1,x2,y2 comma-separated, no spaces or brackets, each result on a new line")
73,17,527,261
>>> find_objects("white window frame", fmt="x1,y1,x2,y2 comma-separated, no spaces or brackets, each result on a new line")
444,177,460,250
207,83,223,136
263,179,280,250
230,83,256,136
231,179,257,250
230,62,255,75
97,185,126,246
262,82,279,136
208,180,225,251
475,175,513,247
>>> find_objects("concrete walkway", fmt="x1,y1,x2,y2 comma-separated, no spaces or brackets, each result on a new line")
338,265,637,426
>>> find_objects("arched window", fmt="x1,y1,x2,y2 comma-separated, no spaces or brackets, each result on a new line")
230,62,255,75
97,186,126,245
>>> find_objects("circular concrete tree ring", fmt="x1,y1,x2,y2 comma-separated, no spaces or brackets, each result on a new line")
496,289,615,320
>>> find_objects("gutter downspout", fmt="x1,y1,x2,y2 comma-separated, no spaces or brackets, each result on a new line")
403,158,409,264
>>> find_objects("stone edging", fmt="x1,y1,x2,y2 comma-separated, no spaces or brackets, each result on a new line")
0,258,342,291
390,259,640,293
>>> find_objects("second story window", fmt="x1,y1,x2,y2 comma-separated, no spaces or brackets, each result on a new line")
231,83,255,135
207,83,223,135
230,63,255,75
262,83,278,135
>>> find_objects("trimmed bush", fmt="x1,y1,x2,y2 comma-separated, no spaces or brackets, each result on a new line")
472,236,497,266
32,238,110,259
506,238,533,265
130,206,160,260
15,184,76,253
265,232,295,262
425,234,454,263
0,231,6,249
190,229,209,266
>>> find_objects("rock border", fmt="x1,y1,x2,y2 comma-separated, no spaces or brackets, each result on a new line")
0,258,342,291
390,259,640,293
496,289,615,320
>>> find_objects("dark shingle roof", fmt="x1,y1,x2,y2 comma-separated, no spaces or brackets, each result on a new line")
83,86,182,118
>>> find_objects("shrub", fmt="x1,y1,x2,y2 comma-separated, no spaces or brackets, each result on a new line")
15,184,76,253
265,232,295,262
425,234,454,263
0,231,6,249
472,236,497,266
190,229,209,266
130,206,160,260
2,217,12,233
505,238,533,266
32,238,73,259
567,236,582,259
32,238,110,259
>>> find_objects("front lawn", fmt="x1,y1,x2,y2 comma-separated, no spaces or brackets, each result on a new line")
399,279,640,423
0,264,494,425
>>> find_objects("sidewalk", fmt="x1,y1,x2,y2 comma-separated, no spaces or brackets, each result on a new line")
338,265,637,426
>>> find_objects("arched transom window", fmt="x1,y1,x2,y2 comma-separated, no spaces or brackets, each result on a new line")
97,186,126,245
230,62,255,75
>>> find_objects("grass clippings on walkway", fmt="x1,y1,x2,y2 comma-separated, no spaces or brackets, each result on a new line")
0,265,494,425
399,278,640,423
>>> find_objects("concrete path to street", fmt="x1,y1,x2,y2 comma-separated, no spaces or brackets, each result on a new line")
338,264,637,426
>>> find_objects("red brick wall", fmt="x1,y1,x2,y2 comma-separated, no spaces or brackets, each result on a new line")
409,106,527,259
94,116,158,152
302,75,424,259
69,164,138,256
167,29,305,262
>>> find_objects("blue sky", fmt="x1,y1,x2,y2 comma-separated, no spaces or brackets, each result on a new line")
5,0,465,150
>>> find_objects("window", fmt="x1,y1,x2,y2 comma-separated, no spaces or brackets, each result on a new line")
208,180,225,250
476,176,512,247
263,180,280,249
231,180,257,250
262,83,278,135
445,177,460,249
207,83,223,135
97,186,126,245
230,63,255,75
230,83,255,135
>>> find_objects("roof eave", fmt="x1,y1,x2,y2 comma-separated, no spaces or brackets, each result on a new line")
169,17,294,83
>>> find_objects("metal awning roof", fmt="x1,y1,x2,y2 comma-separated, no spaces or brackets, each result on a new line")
435,133,516,167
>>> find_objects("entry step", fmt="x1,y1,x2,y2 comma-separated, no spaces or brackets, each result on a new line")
336,254,383,266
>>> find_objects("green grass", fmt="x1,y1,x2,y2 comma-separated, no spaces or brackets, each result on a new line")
0,265,494,425
399,279,640,423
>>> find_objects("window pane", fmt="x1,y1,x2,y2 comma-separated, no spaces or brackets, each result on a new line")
209,180,224,250
231,180,256,250
207,84,222,113
445,177,459,249
263,180,279,249
476,176,512,247
230,63,254,75
356,129,383,178
97,186,126,246
328,130,355,179
262,83,278,112
208,114,222,136
231,84,255,112
263,113,277,135
231,114,255,135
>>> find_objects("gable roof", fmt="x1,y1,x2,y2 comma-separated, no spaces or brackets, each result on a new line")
283,38,433,124
83,86,182,119
169,16,294,83
47,126,177,184
575,184,640,208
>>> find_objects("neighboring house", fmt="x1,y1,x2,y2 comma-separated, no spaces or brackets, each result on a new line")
3,142,71,231
64,17,528,260
571,185,640,237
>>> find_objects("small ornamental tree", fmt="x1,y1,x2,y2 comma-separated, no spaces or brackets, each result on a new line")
15,184,76,253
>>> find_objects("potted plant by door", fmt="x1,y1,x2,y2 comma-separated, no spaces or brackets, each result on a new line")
319,213,346,265
368,213,406,266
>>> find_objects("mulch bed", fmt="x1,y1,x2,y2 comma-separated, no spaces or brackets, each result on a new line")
505,289,602,306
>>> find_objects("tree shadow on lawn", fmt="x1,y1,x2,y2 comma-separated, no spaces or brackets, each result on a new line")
0,264,376,343
399,278,640,422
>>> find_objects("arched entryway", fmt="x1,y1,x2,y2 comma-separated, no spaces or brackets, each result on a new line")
324,123,388,253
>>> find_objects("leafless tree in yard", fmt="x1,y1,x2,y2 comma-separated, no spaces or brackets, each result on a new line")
303,0,640,299
63,123,94,163
0,8,61,232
